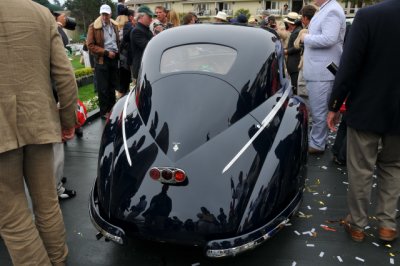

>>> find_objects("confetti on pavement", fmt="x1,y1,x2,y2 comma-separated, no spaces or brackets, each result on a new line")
321,166,328,170
337,256,343,262
306,244,315,247
355,257,365,262
372,242,380,247
390,258,395,264
319,251,325,258
343,181,349,185
294,230,301,236
319,207,328,211
292,261,297,266
192,263,200,266
327,194,331,197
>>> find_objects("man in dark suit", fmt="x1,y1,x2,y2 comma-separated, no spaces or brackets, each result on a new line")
130,6,154,80
327,0,400,243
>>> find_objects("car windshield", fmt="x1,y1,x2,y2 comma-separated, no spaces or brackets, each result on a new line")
160,44,237,75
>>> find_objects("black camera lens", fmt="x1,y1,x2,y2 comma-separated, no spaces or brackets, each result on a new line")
65,17,76,31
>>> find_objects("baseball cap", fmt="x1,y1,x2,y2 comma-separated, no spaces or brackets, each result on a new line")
138,6,155,17
100,4,112,15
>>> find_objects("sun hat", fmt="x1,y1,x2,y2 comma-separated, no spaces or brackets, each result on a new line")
214,11,227,22
283,12,300,24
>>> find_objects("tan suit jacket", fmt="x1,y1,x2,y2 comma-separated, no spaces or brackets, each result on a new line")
0,0,77,154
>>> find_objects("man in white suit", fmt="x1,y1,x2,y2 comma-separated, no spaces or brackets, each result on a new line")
300,0,346,154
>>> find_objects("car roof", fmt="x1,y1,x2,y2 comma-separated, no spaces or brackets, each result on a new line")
141,24,278,86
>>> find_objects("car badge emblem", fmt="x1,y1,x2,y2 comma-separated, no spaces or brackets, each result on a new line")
172,142,180,152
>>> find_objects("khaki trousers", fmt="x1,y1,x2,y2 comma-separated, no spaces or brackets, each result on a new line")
0,144,68,266
347,127,400,230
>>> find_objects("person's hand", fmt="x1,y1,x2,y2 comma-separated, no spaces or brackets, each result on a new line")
327,111,340,132
108,51,116,59
62,127,75,142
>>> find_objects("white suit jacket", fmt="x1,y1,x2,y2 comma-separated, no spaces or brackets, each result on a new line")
303,0,346,81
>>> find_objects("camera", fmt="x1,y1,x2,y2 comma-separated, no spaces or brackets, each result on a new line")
53,11,76,31
64,16,76,31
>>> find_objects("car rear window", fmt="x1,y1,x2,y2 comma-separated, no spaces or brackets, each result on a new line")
160,44,237,75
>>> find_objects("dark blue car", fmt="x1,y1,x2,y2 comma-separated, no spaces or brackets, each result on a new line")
89,24,308,258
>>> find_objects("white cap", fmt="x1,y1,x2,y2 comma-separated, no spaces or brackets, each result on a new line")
100,4,112,15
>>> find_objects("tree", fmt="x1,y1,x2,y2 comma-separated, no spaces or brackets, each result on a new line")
64,0,115,35
234,8,250,19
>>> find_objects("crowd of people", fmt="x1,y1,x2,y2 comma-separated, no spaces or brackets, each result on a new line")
0,0,399,265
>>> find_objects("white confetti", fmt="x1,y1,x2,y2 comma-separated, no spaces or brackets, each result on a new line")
192,263,200,266
390,258,394,264
292,261,297,266
343,181,349,185
306,244,315,247
319,207,327,211
321,166,328,170
372,183,377,188
337,168,342,171
319,252,325,258
355,257,365,262
294,230,301,236
285,223,292,226
337,256,343,262
373,174,377,178
313,192,319,195
364,226,370,230
372,242,379,247
307,205,312,210
327,194,331,197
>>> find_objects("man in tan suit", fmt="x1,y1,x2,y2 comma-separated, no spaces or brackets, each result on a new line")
0,1,77,265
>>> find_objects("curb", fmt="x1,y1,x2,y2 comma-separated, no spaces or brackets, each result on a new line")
85,108,100,124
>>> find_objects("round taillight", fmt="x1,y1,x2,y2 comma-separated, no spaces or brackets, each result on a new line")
162,169,173,180
149,168,160,180
174,170,186,182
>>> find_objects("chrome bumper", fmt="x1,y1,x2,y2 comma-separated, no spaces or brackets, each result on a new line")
205,191,302,258
89,180,127,245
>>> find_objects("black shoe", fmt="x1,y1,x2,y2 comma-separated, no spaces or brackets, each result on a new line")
75,127,83,138
61,177,67,184
333,156,346,166
58,189,76,200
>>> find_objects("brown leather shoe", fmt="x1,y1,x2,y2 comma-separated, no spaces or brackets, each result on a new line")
379,227,398,242
308,146,324,155
341,220,365,242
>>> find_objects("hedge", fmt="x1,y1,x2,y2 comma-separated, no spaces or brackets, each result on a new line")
74,67,93,79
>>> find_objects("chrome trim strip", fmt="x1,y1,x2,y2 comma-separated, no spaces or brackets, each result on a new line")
222,88,290,173
122,87,135,166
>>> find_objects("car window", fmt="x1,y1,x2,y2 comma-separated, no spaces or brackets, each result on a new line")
160,44,237,75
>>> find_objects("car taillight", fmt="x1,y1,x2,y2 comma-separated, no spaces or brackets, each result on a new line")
149,168,160,180
174,170,186,182
162,169,173,180
149,167,186,183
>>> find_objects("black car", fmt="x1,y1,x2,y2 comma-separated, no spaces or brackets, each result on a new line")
90,24,308,258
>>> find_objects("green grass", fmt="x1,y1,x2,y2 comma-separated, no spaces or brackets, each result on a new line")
70,55,85,70
78,83,95,102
